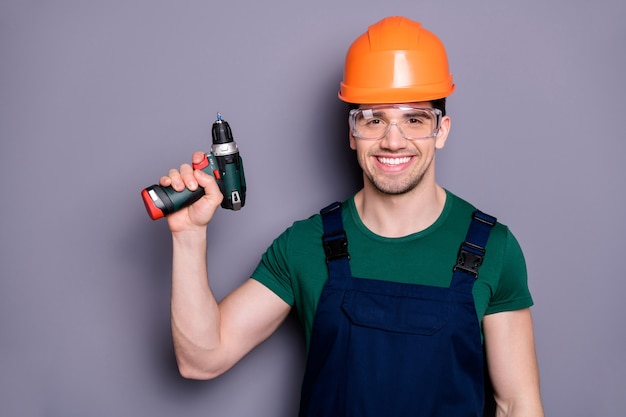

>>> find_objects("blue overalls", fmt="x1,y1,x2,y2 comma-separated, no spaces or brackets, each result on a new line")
298,202,496,417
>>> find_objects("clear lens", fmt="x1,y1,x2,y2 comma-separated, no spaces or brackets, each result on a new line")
349,105,442,140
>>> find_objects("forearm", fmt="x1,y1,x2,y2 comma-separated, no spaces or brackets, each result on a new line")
170,229,223,379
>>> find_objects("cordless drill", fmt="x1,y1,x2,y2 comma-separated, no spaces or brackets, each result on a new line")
141,113,246,220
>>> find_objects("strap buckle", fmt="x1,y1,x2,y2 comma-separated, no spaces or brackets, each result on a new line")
323,231,350,263
453,210,497,278
453,242,485,278
320,201,350,263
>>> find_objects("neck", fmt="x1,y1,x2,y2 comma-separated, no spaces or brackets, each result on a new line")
354,183,447,238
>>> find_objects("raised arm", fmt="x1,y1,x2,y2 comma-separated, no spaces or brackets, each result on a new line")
483,308,545,417
163,152,291,380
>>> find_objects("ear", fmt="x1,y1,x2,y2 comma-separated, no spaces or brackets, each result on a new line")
435,115,451,150
348,119,357,150
349,133,357,150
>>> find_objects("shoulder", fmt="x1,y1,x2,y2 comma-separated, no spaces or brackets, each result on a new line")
443,191,532,313
444,190,513,244
444,190,525,280
265,205,329,263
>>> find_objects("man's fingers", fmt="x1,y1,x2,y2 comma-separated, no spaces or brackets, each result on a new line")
191,151,206,165
195,170,224,203
179,164,198,191
157,152,206,193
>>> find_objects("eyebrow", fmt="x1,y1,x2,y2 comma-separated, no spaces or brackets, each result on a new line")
402,111,430,119
363,109,430,119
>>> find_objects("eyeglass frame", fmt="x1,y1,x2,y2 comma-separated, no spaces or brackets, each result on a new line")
348,105,443,141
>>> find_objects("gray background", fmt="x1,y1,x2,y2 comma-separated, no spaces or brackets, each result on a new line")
1,0,624,416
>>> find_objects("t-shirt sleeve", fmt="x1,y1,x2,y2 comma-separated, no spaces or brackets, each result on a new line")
485,228,534,315
251,227,296,306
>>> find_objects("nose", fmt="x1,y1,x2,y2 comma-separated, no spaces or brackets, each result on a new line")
380,122,408,149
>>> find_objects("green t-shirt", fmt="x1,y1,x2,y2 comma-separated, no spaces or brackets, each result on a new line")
252,190,533,350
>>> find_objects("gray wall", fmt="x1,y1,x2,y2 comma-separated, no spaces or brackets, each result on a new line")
2,1,624,416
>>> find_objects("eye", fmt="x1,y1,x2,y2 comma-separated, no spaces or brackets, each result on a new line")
364,118,384,126
406,117,424,125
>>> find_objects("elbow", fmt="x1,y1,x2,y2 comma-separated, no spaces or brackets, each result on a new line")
171,335,233,380
492,394,545,417
178,367,217,381
176,357,226,380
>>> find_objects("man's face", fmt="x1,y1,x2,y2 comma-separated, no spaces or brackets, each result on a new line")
349,102,450,195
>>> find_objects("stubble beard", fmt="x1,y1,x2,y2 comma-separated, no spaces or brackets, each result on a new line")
364,154,434,195
365,169,426,195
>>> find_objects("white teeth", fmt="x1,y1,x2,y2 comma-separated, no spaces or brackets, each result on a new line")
377,156,411,166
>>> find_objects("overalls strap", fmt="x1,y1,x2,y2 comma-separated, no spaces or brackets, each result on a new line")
452,210,497,290
320,202,351,278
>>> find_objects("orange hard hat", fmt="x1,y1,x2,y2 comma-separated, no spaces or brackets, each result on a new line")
338,16,455,104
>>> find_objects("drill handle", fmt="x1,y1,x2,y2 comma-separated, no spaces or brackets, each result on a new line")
141,183,205,221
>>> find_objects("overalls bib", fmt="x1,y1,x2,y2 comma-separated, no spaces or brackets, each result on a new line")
298,202,496,417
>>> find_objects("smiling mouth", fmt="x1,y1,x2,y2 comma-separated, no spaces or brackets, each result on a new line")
377,156,412,166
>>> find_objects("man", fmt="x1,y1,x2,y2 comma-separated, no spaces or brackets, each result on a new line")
160,16,544,417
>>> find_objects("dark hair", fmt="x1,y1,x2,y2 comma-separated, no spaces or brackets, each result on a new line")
430,97,447,117
348,98,447,116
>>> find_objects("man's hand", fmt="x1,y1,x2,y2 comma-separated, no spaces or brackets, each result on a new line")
159,151,224,233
